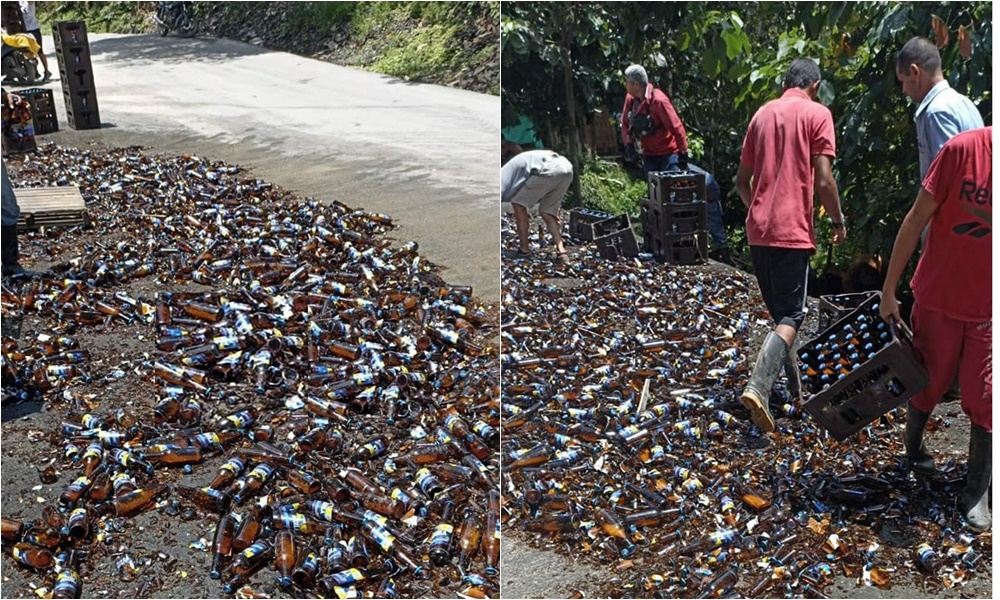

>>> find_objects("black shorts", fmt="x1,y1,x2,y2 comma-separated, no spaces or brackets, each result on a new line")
28,29,42,48
750,245,811,330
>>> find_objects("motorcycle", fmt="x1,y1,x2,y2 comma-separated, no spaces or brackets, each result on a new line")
1,33,42,86
153,1,197,37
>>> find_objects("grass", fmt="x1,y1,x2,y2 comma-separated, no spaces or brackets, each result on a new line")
36,1,149,33
578,159,647,217
373,23,461,80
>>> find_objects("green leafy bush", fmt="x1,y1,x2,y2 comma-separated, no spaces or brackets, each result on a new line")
577,160,647,218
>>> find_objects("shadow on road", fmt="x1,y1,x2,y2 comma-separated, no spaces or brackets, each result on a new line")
0,400,43,422
88,34,270,66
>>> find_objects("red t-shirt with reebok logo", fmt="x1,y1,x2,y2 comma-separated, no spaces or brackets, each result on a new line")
911,126,992,321
740,87,836,251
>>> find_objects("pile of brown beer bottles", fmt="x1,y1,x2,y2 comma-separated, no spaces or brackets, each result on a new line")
1,144,499,598
500,214,989,598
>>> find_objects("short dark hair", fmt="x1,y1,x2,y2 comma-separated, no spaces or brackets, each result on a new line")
896,37,941,74
783,58,822,89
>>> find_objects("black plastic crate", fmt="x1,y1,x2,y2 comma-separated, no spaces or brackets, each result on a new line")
817,292,878,333
63,87,99,115
568,207,613,241
52,21,89,46
652,231,708,265
662,201,707,234
641,198,707,236
799,292,929,442
592,214,632,239
647,170,707,205
66,108,101,130
20,88,56,113
59,63,96,89
55,45,94,71
593,214,639,260
18,89,59,134
33,112,59,135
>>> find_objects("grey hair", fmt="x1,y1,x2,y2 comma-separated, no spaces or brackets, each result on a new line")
625,64,648,86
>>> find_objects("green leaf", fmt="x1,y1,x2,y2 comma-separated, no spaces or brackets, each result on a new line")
730,11,744,30
721,30,742,60
679,31,691,51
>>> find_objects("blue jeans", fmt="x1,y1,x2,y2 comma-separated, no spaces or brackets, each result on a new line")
707,199,727,249
642,154,680,176
2,160,20,227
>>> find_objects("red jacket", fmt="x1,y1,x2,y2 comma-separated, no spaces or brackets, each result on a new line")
621,83,688,156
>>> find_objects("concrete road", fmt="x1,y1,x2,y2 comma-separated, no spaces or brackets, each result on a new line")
34,32,500,300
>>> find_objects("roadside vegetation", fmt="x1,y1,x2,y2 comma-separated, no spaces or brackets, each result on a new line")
33,1,499,95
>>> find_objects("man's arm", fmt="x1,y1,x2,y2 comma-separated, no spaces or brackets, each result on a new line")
925,111,968,165
735,162,753,209
879,188,940,323
650,95,688,152
620,97,632,145
812,154,846,245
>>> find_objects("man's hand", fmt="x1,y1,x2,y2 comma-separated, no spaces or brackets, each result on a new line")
831,224,846,245
879,289,901,325
622,144,638,164
3,92,21,109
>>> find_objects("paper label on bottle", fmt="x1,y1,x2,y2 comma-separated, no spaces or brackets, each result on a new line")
371,526,395,552
331,568,364,585
430,524,453,545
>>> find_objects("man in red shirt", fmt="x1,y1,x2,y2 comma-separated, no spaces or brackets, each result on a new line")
735,58,846,433
880,126,992,531
620,65,688,175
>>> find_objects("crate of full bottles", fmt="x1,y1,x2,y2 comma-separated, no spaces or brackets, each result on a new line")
798,291,930,441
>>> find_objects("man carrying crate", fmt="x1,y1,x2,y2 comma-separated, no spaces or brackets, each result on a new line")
880,126,992,532
734,59,846,433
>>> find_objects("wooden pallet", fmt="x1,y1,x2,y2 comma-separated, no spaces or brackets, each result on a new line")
15,186,88,231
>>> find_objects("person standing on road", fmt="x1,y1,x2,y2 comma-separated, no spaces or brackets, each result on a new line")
734,58,846,432
879,126,992,531
620,64,688,176
501,149,573,264
18,1,51,82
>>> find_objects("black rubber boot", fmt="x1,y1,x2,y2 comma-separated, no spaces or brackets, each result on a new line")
963,425,991,532
784,353,804,405
741,332,788,433
904,402,936,476
1,225,24,277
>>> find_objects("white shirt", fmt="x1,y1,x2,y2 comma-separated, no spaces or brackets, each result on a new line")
19,1,40,31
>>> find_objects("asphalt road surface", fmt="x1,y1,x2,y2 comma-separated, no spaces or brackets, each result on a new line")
37,32,500,301
2,31,500,599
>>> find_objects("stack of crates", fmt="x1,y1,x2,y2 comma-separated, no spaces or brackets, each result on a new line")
798,292,929,441
52,21,101,130
18,88,59,135
640,170,709,265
